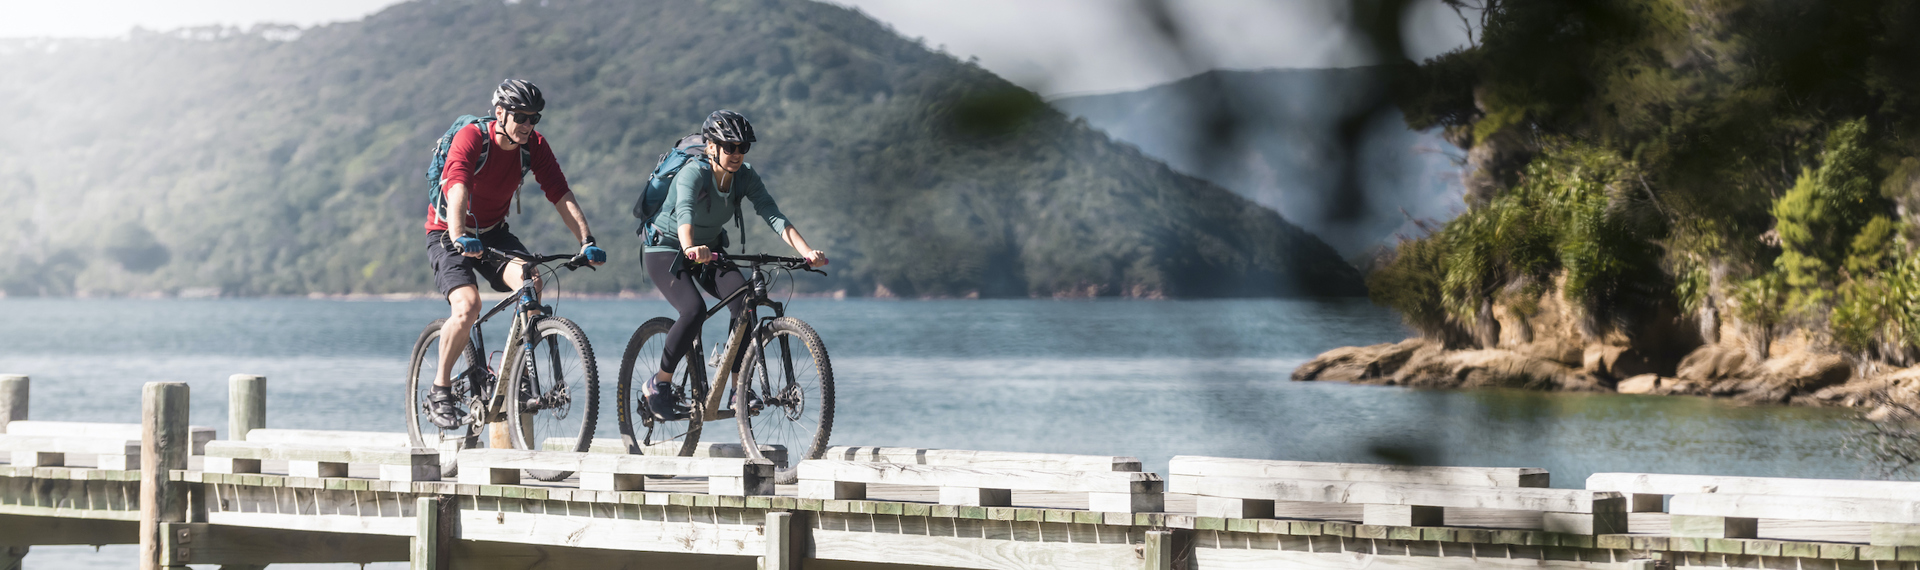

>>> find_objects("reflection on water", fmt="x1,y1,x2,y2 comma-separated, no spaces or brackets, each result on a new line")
0,298,1887,568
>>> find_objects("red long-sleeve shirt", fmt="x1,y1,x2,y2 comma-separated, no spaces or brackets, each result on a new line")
424,121,572,232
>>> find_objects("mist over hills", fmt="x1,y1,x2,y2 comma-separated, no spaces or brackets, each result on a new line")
0,0,1362,298
1051,68,1463,257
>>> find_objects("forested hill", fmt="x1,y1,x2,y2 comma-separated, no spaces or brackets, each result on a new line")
0,0,1362,298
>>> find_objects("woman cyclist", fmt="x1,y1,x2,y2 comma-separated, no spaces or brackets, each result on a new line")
640,110,828,420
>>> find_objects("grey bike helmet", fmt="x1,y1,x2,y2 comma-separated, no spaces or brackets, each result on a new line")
491,79,545,113
702,110,756,143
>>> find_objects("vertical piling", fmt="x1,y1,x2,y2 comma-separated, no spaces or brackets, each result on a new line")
1144,530,1173,570
140,382,191,570
0,374,26,433
228,374,266,441
764,512,793,570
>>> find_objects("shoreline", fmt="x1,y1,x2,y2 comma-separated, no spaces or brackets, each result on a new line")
1293,337,1916,413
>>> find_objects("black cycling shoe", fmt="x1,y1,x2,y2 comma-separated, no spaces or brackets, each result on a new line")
640,379,687,421
427,386,463,430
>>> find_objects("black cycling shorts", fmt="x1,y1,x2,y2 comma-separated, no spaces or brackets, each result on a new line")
426,225,530,297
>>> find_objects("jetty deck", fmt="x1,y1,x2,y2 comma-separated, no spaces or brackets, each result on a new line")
0,374,1915,569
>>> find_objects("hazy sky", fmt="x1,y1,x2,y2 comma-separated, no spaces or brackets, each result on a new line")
3,0,1473,96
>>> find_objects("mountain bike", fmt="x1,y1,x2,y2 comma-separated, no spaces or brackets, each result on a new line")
616,253,833,484
406,247,599,481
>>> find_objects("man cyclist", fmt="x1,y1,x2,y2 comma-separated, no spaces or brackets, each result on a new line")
639,110,828,420
425,79,606,428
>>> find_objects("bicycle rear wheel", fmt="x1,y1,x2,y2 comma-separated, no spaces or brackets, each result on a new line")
406,318,480,472
735,316,834,485
506,316,599,481
616,317,705,458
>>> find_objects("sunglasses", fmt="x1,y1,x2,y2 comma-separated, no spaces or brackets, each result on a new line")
507,110,541,125
716,141,751,154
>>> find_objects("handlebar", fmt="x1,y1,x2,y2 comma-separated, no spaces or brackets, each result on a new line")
710,252,826,275
442,240,592,271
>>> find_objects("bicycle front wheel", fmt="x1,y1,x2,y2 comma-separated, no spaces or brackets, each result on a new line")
616,317,705,458
735,316,835,485
406,318,480,472
506,316,599,481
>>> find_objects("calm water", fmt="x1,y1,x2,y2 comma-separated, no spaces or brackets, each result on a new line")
0,297,1881,568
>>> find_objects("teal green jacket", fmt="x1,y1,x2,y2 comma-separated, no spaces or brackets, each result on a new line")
644,159,792,253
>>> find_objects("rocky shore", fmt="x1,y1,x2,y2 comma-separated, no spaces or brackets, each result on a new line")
1291,336,1919,409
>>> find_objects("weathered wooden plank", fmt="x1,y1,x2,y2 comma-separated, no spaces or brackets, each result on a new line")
1170,456,1547,489
6,422,216,455
202,441,441,482
1175,475,1619,514
810,528,1142,570
0,513,138,545
1669,493,1920,525
454,509,766,555
244,429,414,447
1194,547,1618,569
1588,472,1920,501
827,446,1142,472
204,509,416,536
797,460,1160,494
161,522,408,565
550,438,788,464
458,448,764,478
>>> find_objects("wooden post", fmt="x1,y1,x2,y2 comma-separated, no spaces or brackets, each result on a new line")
228,374,266,441
413,496,450,570
1143,530,1173,570
141,382,191,570
413,496,438,570
1,546,24,570
763,512,793,570
0,375,25,434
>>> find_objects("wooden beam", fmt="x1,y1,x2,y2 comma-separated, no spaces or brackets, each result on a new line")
1175,475,1618,513
457,448,771,495
140,381,191,570
826,446,1142,472
227,375,266,442
1589,472,1920,501
1669,493,1920,526
0,435,141,469
161,522,407,565
246,429,412,447
0,514,138,546
796,460,1161,494
1170,456,1547,488
6,422,216,455
0,375,24,434
809,528,1143,570
454,509,766,555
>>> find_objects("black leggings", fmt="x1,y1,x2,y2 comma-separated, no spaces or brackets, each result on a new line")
644,251,746,374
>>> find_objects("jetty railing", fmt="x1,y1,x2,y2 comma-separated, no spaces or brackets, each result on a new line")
8,372,1920,568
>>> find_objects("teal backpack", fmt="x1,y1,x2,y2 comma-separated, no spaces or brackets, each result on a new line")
633,133,744,247
426,116,532,224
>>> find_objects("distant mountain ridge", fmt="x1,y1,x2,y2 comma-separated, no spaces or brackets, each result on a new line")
0,0,1363,298
1051,67,1463,257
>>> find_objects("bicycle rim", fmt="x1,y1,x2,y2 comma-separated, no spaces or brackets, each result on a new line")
736,317,834,484
406,319,477,473
507,317,598,481
616,317,703,458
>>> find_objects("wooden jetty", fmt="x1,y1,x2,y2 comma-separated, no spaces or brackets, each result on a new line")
2,373,1920,569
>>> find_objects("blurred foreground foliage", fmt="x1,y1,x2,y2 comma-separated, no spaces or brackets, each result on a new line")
0,0,1361,298
1375,0,1920,364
